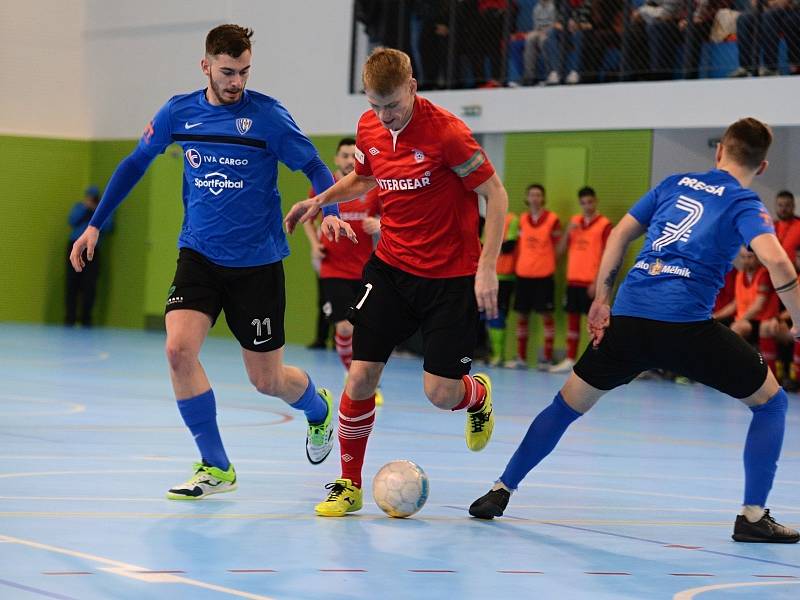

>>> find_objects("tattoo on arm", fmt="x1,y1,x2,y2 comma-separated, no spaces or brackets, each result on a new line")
604,260,622,290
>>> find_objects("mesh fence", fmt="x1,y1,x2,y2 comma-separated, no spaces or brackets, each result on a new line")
350,0,800,91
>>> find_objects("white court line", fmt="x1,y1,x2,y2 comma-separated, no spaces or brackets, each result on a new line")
0,351,110,366
674,580,800,599
0,395,86,417
0,533,276,600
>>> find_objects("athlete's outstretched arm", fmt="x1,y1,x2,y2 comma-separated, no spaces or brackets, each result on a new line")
588,214,646,346
750,233,800,336
284,170,376,234
473,173,508,319
69,148,155,272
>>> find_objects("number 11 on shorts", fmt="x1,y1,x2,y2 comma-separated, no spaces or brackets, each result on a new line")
355,283,373,310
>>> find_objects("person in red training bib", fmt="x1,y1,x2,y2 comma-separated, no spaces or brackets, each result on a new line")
506,184,562,370
285,47,509,517
550,186,612,373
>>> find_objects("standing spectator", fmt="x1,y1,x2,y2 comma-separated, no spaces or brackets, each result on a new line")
478,0,511,87
774,190,800,259
487,211,520,366
418,0,452,90
545,0,594,85
550,187,612,372
523,0,558,85
65,185,111,327
682,0,735,79
507,184,562,369
731,0,800,77
579,0,625,83
621,0,685,80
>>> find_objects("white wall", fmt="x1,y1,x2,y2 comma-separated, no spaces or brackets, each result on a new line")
652,127,800,214
0,0,89,137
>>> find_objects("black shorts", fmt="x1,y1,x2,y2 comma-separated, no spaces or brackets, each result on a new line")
498,279,515,316
348,255,479,379
565,285,592,314
514,276,555,313
165,247,285,352
321,278,362,323
573,315,767,399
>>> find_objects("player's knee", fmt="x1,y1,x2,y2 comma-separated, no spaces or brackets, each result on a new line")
164,340,198,372
249,372,282,397
424,382,458,410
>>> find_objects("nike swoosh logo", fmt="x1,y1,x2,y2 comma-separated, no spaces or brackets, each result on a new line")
253,337,272,346
184,122,203,129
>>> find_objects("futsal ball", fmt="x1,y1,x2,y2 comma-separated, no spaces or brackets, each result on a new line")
372,460,429,518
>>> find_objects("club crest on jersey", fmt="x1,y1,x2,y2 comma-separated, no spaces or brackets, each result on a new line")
413,149,425,163
185,148,201,169
236,118,253,135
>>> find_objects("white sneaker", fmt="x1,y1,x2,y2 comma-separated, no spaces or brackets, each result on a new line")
565,70,580,84
167,462,237,500
503,357,528,370
548,358,576,373
537,361,553,372
545,71,560,85
306,388,335,465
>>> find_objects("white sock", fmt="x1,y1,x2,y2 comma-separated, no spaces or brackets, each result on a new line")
740,505,765,523
492,480,513,494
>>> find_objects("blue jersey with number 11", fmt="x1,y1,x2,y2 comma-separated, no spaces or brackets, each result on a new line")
613,169,775,322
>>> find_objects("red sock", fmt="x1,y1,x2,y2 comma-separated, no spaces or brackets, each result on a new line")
542,314,555,362
759,337,777,374
338,391,376,488
451,375,487,412
567,313,581,360
334,332,353,370
516,315,529,360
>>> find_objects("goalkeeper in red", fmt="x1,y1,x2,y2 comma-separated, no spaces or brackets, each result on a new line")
285,47,509,517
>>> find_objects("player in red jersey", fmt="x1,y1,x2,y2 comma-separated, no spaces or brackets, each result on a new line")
302,138,383,402
285,48,509,516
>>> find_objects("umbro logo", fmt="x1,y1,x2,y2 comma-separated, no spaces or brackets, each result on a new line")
342,454,354,463
460,356,472,364
184,121,203,129
369,147,380,156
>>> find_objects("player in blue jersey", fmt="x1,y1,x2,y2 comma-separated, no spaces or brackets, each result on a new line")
69,24,357,500
470,118,800,543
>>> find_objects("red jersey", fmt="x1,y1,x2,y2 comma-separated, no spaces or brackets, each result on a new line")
354,95,495,278
308,177,381,280
775,216,800,263
734,267,779,321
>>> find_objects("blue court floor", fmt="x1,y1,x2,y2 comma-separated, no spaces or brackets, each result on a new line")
0,323,798,600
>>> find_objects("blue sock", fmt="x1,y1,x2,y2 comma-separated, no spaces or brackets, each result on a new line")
290,376,327,423
177,389,230,471
499,392,583,490
743,388,788,506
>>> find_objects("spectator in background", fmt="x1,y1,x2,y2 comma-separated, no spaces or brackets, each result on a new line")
545,0,593,85
487,211,520,366
551,187,612,372
579,0,625,83
418,0,451,90
712,268,739,326
354,0,418,73
731,0,800,77
65,185,111,327
507,184,562,369
621,0,685,80
478,0,512,87
523,0,558,84
682,0,735,79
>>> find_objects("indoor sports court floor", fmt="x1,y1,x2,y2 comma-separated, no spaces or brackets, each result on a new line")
0,322,798,600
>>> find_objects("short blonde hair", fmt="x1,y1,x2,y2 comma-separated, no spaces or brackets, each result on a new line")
362,48,412,96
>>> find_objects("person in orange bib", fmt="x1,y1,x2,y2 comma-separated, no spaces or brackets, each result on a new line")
507,184,562,369
730,247,781,374
487,211,520,366
551,186,612,373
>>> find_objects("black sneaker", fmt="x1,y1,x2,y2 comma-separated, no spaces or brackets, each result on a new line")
469,488,510,519
732,509,800,543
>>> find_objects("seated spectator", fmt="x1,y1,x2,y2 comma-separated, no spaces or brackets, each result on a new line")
478,0,512,87
418,0,451,90
579,0,625,83
730,247,780,373
523,0,558,84
544,0,593,84
731,0,800,77
621,0,685,80
682,0,735,78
